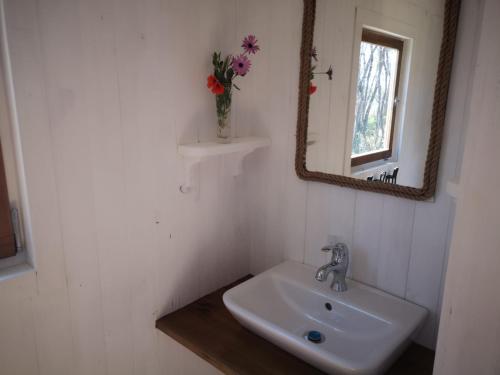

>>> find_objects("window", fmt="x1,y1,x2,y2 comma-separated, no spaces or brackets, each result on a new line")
0,58,24,263
351,29,403,167
0,19,26,269
0,140,15,259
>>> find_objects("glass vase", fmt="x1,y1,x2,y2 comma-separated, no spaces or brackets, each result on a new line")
216,89,232,143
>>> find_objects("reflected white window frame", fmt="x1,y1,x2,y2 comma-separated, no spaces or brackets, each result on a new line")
351,28,405,167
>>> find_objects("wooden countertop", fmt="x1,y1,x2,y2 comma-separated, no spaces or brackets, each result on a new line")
156,276,435,375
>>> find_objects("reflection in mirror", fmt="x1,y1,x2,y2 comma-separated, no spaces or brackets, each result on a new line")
305,0,445,189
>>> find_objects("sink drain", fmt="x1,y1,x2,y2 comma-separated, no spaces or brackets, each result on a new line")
305,330,324,344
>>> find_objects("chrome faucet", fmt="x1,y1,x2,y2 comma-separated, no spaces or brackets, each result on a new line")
315,243,349,292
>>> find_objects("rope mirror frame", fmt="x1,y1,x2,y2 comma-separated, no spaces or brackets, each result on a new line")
295,0,461,200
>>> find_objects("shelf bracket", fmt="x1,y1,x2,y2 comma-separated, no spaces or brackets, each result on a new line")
178,137,271,193
228,148,257,177
179,157,202,193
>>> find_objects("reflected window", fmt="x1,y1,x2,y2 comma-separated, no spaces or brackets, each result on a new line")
351,29,403,167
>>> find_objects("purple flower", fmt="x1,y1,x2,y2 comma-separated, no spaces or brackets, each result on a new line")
232,54,251,76
241,35,260,55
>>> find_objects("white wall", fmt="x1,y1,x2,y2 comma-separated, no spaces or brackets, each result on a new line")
244,0,482,349
434,1,500,373
0,1,485,375
0,1,251,374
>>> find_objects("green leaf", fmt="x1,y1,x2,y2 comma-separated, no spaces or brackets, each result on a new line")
226,68,234,81
233,83,241,90
215,70,225,84
223,55,231,73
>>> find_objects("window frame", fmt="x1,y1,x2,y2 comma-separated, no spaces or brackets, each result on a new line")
351,29,404,167
0,138,15,259
0,6,31,276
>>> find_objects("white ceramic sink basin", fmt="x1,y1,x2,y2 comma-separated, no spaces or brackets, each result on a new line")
223,261,427,374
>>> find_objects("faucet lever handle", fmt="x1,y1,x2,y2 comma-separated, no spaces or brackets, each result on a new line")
321,243,349,265
321,245,338,265
321,245,333,253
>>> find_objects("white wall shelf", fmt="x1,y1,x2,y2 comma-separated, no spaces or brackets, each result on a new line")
178,136,271,193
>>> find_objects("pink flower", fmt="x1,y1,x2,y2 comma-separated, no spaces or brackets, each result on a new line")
242,35,260,55
232,54,251,76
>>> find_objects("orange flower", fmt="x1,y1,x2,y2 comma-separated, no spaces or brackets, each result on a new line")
207,74,225,95
212,82,224,95
309,83,317,95
207,75,217,89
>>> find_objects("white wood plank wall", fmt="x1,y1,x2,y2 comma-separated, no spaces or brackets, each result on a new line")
240,0,482,350
0,0,249,374
0,1,483,375
434,1,500,373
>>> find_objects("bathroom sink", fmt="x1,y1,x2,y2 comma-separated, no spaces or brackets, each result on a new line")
223,261,427,374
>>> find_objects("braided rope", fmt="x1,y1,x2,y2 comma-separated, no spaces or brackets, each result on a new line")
295,0,461,200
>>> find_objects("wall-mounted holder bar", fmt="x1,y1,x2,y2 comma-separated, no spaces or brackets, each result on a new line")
178,136,271,193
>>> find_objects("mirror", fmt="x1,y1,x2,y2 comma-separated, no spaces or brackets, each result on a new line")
296,0,460,200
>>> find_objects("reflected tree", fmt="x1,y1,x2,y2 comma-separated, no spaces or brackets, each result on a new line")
352,42,397,156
